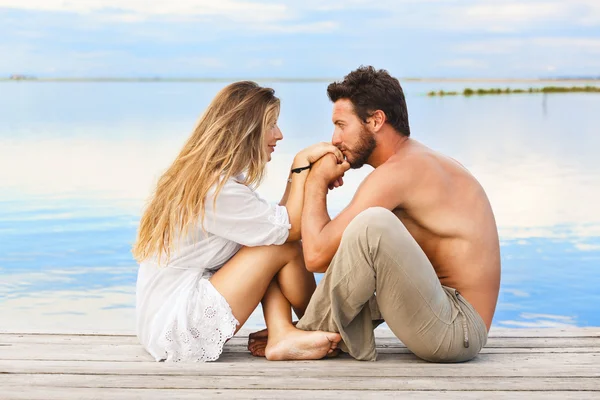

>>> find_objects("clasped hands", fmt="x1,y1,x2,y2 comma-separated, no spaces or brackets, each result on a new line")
294,142,351,191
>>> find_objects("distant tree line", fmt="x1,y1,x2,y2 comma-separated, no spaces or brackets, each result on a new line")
427,86,600,96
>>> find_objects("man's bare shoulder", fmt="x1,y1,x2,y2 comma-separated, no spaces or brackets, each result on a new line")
377,145,434,179
393,140,471,180
352,153,420,210
363,157,412,188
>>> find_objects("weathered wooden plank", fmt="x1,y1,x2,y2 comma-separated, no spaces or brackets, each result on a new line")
488,328,600,338
1,344,599,362
1,374,599,391
376,347,599,354
0,329,596,399
377,337,600,348
2,353,599,377
2,334,598,349
1,327,597,338
1,387,597,400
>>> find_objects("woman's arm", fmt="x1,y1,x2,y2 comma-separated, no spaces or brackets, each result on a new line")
279,155,312,242
279,143,344,243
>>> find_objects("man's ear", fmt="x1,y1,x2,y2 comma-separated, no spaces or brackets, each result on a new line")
369,110,386,132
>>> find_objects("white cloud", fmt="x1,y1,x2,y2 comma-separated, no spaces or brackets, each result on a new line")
0,0,290,23
447,0,600,30
574,243,600,251
439,58,489,69
531,37,600,53
328,0,600,32
3,0,600,30
171,56,225,69
451,36,600,74
458,37,600,55
464,2,566,28
0,1,342,35
246,58,284,69
259,20,338,33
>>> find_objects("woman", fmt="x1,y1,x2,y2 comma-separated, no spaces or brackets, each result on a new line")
133,81,343,362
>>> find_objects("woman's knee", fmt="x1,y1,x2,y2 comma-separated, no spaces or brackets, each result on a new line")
236,240,303,271
283,240,303,260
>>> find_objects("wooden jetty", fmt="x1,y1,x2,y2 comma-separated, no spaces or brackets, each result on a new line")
1,328,599,399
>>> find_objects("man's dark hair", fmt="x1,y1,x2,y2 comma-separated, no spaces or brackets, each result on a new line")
327,66,410,137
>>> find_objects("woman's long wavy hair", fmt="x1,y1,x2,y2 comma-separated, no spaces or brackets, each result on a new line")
132,81,280,264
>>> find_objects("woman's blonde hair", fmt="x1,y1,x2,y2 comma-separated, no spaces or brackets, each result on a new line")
132,81,280,263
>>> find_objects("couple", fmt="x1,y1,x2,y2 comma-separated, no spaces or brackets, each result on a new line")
133,66,501,363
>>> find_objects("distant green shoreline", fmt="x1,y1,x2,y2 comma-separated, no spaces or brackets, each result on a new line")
428,86,600,96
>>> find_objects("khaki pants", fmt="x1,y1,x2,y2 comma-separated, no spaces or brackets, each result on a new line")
297,207,488,362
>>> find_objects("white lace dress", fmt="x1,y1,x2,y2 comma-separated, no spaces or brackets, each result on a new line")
136,175,291,362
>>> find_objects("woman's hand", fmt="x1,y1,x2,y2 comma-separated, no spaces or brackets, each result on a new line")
293,142,344,168
309,153,351,188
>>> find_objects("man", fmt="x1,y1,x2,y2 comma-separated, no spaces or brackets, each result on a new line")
250,66,500,362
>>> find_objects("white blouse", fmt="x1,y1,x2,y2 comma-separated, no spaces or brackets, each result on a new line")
136,175,291,361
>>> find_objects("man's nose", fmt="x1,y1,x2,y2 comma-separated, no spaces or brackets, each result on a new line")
332,130,341,146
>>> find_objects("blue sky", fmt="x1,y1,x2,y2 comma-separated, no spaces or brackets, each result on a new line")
1,0,600,78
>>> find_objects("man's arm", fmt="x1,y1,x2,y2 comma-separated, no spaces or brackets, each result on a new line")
279,143,344,242
302,157,405,272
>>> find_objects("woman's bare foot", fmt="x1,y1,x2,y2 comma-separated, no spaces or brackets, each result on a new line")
250,339,339,358
264,328,341,361
248,322,300,356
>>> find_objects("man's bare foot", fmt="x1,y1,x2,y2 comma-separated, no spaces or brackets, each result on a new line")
264,328,341,361
326,348,341,358
249,339,267,357
248,327,268,356
249,327,268,341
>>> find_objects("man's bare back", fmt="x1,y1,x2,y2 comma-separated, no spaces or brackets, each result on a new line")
384,140,500,330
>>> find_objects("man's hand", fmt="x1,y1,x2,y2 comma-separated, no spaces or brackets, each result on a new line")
329,176,344,191
309,153,351,188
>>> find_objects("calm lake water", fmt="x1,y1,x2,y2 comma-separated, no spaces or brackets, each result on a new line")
1,80,599,333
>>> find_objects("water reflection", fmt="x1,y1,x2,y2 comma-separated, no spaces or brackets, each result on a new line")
1,81,599,332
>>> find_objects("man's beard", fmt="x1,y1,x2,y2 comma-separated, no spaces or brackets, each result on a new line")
346,127,376,169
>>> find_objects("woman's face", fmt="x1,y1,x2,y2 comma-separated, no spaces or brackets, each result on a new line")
264,121,283,162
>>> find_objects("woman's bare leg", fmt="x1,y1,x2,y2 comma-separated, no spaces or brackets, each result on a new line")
246,243,315,357
275,242,316,319
209,242,340,360
248,242,314,344
210,242,313,327
260,279,339,361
